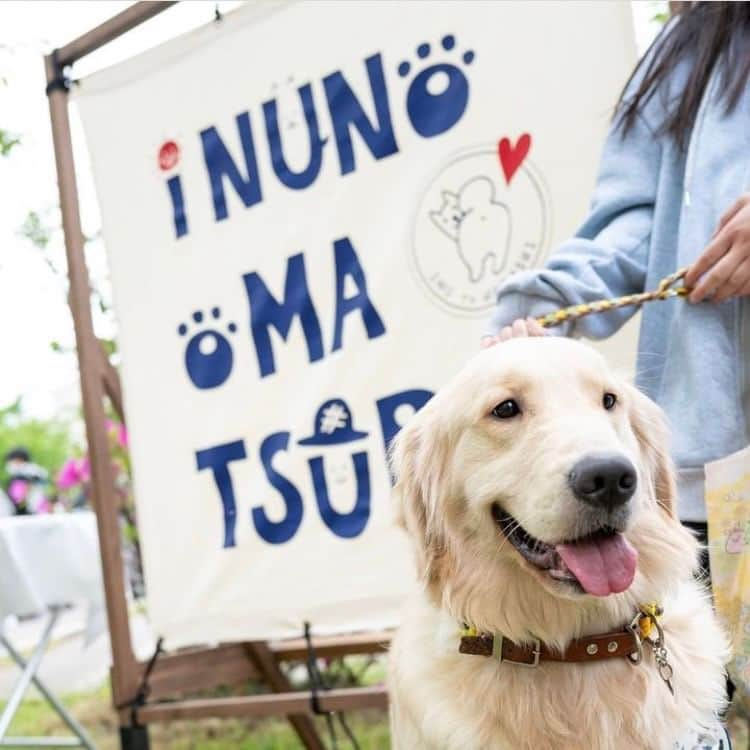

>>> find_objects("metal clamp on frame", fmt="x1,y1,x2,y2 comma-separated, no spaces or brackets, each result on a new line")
45,49,72,96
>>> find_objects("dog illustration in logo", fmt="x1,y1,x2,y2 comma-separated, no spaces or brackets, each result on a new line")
429,176,511,283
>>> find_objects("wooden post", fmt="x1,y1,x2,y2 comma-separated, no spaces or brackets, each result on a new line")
43,5,176,739
53,2,176,67
245,643,326,750
45,55,141,716
137,687,389,723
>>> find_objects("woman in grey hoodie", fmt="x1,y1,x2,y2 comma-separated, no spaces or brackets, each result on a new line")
485,2,750,539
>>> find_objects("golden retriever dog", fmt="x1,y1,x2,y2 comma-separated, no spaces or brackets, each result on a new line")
388,337,728,750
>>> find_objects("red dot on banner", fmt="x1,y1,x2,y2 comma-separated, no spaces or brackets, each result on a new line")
158,141,180,171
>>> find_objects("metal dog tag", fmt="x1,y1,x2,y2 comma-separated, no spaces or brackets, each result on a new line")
649,618,675,696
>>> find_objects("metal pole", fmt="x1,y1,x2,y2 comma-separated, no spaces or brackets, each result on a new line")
0,631,96,749
0,740,82,748
0,610,60,739
44,53,140,715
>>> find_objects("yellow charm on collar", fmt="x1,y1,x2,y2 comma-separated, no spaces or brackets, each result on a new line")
637,603,663,640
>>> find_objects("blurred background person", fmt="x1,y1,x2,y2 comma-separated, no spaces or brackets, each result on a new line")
4,446,53,514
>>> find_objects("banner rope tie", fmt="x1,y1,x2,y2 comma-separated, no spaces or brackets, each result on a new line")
303,622,361,750
534,267,690,329
116,636,164,727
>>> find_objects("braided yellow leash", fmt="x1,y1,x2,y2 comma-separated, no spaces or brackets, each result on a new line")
535,267,691,329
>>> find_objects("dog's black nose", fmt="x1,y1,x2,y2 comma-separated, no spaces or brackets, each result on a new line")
569,454,637,510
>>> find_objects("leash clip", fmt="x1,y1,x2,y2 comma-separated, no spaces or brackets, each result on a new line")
626,607,675,696
625,613,644,665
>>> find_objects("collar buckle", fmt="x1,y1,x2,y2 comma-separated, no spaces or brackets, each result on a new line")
492,635,541,668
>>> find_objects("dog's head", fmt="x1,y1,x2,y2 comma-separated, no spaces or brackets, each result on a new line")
390,337,697,635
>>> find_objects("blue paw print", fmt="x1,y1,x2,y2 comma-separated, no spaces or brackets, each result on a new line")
398,34,475,138
178,308,237,390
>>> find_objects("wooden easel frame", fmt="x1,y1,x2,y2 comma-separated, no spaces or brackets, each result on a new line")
45,4,390,748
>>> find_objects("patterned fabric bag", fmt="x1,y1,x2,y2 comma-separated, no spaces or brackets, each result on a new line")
706,445,750,723
673,725,732,749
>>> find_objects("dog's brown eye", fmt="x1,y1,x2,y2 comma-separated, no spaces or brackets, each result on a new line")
492,400,521,419
603,392,617,410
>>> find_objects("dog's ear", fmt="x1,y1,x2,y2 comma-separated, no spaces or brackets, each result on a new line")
389,411,451,595
625,384,677,518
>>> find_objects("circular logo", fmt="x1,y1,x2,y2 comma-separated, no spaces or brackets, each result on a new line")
410,143,551,317
158,140,180,171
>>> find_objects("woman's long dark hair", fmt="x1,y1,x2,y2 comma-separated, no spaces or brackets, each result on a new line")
617,2,750,149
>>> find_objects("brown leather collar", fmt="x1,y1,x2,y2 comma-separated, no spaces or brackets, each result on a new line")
459,629,640,667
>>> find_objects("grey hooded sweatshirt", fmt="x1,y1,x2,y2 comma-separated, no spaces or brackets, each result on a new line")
488,46,750,522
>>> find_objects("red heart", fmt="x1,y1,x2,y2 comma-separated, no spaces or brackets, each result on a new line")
498,133,532,185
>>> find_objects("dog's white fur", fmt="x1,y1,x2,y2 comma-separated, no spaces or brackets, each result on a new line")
388,337,728,750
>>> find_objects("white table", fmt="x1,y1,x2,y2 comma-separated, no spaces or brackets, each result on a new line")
0,512,103,749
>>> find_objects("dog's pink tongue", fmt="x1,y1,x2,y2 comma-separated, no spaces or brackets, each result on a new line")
555,533,637,597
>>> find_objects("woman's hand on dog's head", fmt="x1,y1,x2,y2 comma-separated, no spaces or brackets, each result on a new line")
480,317,547,349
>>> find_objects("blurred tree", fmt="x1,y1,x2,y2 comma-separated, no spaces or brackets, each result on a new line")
0,130,20,157
0,60,73,488
651,1,671,27
0,65,21,158
19,209,118,358
20,210,52,254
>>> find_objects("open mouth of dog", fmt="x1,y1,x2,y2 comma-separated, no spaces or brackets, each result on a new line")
492,504,638,597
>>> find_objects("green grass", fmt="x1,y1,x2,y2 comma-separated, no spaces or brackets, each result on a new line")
1,682,391,749
6,680,750,749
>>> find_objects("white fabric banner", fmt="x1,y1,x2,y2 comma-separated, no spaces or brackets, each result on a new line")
74,1,637,648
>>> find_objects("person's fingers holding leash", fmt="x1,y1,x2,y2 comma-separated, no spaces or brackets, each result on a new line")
688,194,750,301
692,245,745,302
714,257,750,302
685,233,730,295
